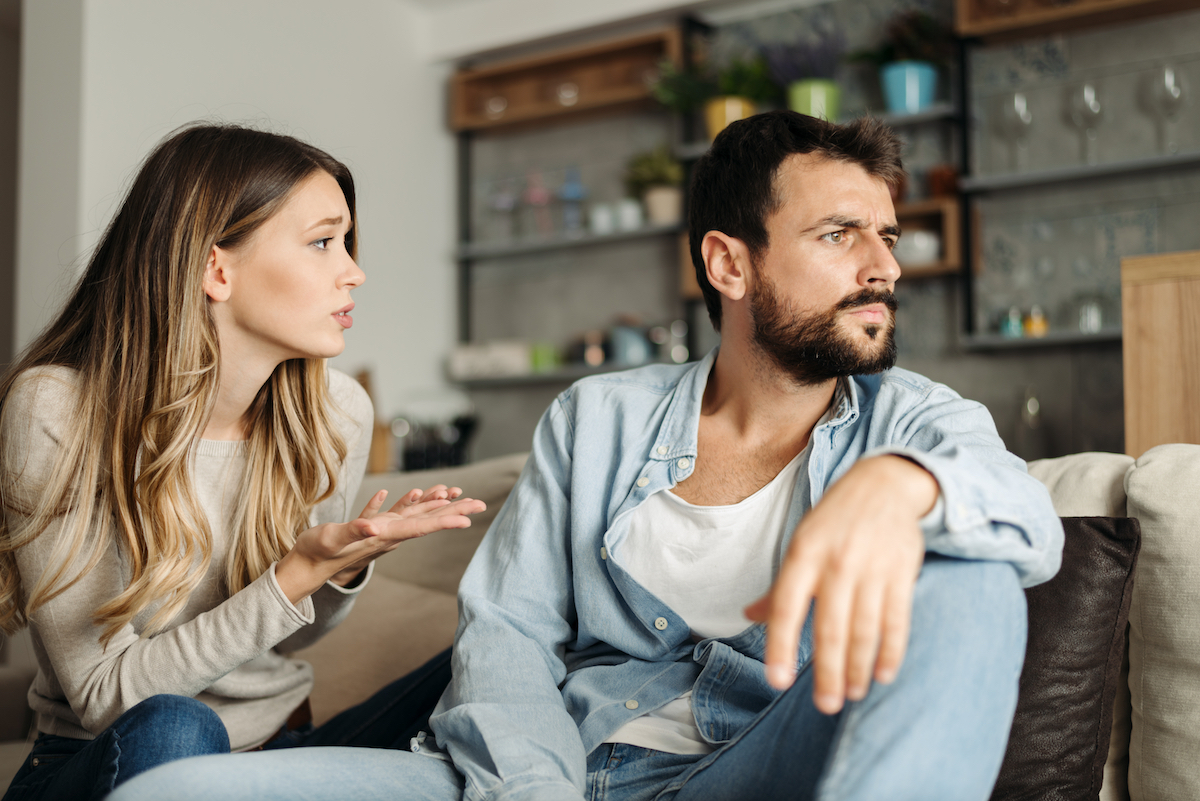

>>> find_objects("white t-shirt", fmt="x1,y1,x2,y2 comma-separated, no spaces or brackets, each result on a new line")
604,444,810,754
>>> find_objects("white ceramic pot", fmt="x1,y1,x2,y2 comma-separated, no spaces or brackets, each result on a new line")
643,185,683,226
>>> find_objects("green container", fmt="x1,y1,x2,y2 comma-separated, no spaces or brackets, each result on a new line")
788,79,840,122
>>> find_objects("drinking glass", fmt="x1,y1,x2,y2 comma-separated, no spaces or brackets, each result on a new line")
1148,63,1187,155
994,91,1034,172
1068,82,1104,165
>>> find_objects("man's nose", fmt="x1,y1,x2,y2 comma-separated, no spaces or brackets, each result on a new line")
860,236,901,287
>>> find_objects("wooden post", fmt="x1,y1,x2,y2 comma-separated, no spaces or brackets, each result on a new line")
1121,250,1200,457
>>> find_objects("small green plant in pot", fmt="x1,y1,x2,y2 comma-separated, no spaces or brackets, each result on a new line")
763,25,847,121
850,10,955,115
706,56,780,139
651,54,779,140
626,147,684,226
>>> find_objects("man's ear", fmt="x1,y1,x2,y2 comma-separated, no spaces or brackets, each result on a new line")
202,245,232,303
701,231,751,302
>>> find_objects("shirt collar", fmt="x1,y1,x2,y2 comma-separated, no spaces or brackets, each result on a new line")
649,349,863,463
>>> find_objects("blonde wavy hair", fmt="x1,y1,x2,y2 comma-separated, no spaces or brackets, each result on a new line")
0,124,355,644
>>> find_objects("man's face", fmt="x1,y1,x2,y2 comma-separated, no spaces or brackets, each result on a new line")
747,153,902,385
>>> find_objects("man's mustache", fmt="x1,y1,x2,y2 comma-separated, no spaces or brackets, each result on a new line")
835,288,898,313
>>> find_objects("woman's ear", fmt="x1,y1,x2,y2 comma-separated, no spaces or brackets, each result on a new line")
202,245,232,303
701,231,751,302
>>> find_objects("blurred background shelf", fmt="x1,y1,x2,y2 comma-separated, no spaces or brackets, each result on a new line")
458,222,684,260
956,0,1196,42
962,328,1122,351
452,360,672,389
672,103,959,162
961,150,1200,194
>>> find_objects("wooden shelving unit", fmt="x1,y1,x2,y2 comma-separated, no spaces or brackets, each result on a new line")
450,29,682,131
956,0,1197,42
896,197,963,277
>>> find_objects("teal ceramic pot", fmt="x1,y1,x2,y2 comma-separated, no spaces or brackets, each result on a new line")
880,61,938,114
788,79,840,121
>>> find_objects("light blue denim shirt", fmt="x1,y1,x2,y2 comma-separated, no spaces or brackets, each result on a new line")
430,350,1063,801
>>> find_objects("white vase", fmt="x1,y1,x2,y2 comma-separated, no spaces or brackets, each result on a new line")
643,185,683,226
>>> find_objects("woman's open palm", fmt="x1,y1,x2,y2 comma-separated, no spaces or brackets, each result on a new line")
277,485,486,600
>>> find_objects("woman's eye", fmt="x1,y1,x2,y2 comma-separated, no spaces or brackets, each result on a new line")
312,237,333,250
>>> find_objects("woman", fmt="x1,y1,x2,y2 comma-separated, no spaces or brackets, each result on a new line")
0,124,483,801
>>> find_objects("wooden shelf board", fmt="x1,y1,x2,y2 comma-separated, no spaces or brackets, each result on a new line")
956,0,1197,42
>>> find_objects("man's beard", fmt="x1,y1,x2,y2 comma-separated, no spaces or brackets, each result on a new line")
749,277,898,386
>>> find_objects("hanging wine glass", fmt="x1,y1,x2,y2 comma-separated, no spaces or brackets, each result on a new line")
994,91,1034,172
1068,82,1104,166
1148,63,1187,155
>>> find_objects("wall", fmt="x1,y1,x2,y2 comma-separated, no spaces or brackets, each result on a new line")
16,0,456,421
0,17,16,370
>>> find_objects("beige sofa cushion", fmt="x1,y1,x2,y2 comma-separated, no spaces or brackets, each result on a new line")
1028,451,1134,518
294,574,459,726
298,453,529,725
1124,444,1200,801
358,453,528,595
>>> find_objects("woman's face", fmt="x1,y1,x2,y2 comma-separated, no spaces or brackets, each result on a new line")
207,170,364,366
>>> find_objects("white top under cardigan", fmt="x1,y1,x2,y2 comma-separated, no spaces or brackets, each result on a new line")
3,365,374,751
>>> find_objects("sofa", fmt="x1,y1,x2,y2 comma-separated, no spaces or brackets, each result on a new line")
1,444,1197,799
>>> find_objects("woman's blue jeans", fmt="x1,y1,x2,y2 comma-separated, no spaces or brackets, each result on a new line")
2,649,452,801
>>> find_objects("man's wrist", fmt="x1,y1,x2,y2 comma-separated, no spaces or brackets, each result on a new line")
874,454,940,519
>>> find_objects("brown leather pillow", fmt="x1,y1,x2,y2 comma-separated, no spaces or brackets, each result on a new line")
991,517,1140,801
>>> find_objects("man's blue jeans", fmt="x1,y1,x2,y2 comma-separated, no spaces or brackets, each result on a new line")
108,556,1027,801
3,649,451,801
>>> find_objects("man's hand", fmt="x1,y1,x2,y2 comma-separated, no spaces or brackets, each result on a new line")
744,455,937,714
276,485,486,603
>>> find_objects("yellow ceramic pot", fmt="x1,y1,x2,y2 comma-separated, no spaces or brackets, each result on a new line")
704,96,756,140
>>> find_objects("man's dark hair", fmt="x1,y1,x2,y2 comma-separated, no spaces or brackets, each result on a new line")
687,111,906,330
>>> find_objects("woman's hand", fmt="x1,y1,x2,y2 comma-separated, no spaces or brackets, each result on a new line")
275,485,485,604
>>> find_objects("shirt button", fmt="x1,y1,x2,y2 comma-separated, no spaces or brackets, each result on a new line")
677,458,690,469
656,446,668,455
636,477,649,488
654,617,669,630
625,699,639,710
600,546,608,560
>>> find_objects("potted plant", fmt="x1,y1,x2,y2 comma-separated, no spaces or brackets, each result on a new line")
651,55,779,140
706,56,780,139
625,146,685,226
850,10,955,115
763,26,847,121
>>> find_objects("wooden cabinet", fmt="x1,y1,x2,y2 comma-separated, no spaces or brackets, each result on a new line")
896,197,962,277
1121,250,1200,456
450,29,682,131
956,0,1197,42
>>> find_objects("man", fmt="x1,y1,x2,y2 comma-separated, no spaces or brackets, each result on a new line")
111,112,1062,801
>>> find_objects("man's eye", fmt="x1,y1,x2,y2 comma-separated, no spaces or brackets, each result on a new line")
884,238,897,250
822,231,845,243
